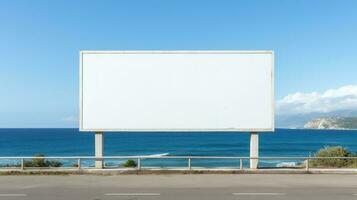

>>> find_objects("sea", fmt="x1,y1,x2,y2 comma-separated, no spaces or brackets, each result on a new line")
0,128,356,168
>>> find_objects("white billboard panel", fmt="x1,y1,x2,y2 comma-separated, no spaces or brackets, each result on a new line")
80,51,274,132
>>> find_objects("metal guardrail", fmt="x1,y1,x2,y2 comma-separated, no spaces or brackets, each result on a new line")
0,156,356,170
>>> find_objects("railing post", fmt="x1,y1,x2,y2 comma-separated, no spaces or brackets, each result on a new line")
77,158,81,169
239,158,243,170
137,158,141,170
21,158,24,170
188,158,192,170
306,158,309,171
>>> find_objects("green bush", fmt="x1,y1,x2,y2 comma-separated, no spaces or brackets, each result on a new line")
24,154,63,168
72,163,79,168
309,146,357,168
122,159,137,168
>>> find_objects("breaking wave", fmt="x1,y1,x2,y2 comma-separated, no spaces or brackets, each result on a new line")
140,153,170,157
276,161,299,167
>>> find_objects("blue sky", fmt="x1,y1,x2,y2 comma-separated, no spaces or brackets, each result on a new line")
1,0,357,127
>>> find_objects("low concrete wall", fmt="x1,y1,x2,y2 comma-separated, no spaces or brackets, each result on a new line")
1,168,357,175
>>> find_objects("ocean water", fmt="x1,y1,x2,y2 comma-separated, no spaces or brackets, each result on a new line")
0,128,356,168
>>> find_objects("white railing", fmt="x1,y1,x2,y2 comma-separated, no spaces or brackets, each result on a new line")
0,156,356,170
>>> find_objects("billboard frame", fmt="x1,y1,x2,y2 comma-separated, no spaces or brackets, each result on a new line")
79,50,275,132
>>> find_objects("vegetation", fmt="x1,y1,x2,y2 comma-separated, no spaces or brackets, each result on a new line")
122,159,137,168
309,146,357,168
0,171,73,176
24,154,63,168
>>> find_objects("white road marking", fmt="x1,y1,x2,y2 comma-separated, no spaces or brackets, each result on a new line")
105,193,160,196
0,194,27,197
232,192,285,196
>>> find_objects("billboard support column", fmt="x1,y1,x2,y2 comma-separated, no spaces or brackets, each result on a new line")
95,132,104,169
250,132,259,169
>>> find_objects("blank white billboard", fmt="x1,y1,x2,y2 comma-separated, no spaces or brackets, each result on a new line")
80,51,274,132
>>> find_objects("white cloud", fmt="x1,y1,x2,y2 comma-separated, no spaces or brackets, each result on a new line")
277,85,357,115
61,116,78,122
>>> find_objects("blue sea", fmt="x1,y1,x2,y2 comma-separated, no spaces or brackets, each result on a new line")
0,128,356,168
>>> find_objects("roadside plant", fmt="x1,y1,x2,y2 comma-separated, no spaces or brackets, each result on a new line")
309,146,357,168
24,154,63,168
122,159,137,168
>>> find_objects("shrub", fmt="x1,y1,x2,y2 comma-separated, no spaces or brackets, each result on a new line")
309,146,357,168
72,163,79,168
122,159,137,168
24,154,63,168
48,160,63,167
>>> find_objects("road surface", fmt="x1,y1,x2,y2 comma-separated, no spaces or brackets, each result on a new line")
0,174,357,200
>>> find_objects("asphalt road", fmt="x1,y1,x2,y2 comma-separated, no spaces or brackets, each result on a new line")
0,174,357,200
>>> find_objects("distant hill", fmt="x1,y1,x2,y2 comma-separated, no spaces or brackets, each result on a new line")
276,110,357,129
304,117,357,130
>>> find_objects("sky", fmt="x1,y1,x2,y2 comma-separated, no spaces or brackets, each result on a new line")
0,0,357,128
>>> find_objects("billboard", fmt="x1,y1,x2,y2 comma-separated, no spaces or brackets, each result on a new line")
80,51,274,132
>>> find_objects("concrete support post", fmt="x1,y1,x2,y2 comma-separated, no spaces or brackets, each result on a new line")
95,132,104,169
250,132,259,169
